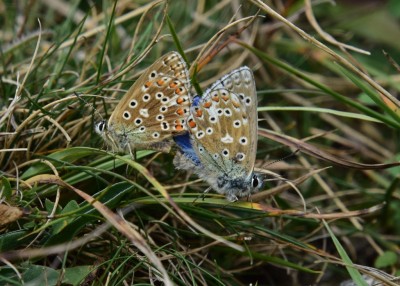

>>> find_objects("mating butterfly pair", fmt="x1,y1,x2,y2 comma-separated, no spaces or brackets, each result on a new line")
95,51,263,201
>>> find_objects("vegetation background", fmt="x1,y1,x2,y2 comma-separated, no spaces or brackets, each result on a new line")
1,0,400,285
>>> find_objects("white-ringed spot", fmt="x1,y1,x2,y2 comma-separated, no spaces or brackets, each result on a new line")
129,100,138,108
245,97,251,105
161,122,169,130
196,131,205,139
206,127,213,135
149,71,157,78
139,126,146,132
161,97,169,103
236,152,245,161
222,149,229,157
238,94,245,100
217,108,223,116
134,118,143,126
224,108,232,116
160,106,168,113
143,94,151,102
156,92,163,99
209,116,217,123
152,132,160,138
233,120,241,128
123,111,131,120
156,114,164,121
239,136,248,145
212,153,219,160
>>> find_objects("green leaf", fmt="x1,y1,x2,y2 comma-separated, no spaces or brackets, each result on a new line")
62,265,94,286
22,265,59,286
52,200,80,235
374,251,398,268
1,176,12,200
323,220,368,286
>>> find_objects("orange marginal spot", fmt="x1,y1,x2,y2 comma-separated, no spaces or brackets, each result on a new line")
169,81,177,88
176,108,184,116
195,108,203,117
232,100,240,108
176,97,185,105
212,95,220,102
175,124,184,131
157,79,165,86
203,101,212,108
175,87,183,95
144,81,152,88
188,119,197,128
221,95,229,101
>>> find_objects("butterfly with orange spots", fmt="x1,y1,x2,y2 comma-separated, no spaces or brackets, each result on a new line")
95,52,191,153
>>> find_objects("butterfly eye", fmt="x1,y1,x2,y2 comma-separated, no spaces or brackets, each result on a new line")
96,121,106,132
252,174,260,188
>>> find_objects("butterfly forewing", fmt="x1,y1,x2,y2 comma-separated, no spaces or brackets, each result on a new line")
173,66,262,201
103,51,191,152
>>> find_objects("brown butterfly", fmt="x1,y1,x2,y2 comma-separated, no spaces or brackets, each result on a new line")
95,52,191,153
173,67,264,201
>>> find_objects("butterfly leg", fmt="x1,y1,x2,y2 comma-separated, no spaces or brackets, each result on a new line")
192,186,212,203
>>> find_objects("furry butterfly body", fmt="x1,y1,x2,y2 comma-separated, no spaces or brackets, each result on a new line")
96,52,191,153
174,67,263,201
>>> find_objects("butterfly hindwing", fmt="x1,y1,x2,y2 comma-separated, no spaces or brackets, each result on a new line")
174,66,263,201
97,51,190,153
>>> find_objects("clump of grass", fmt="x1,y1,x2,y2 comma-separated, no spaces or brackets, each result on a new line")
1,1,400,285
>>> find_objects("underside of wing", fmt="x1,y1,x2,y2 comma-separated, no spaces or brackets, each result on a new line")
106,52,191,151
187,88,255,177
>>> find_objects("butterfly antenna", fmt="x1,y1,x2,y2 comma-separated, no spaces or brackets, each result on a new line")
260,149,300,170
73,91,104,122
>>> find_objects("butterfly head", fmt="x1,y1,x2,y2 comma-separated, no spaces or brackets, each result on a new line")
94,119,107,135
94,119,121,151
212,172,264,202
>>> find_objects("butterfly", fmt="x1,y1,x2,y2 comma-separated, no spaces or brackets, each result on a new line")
95,51,191,153
173,66,264,201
